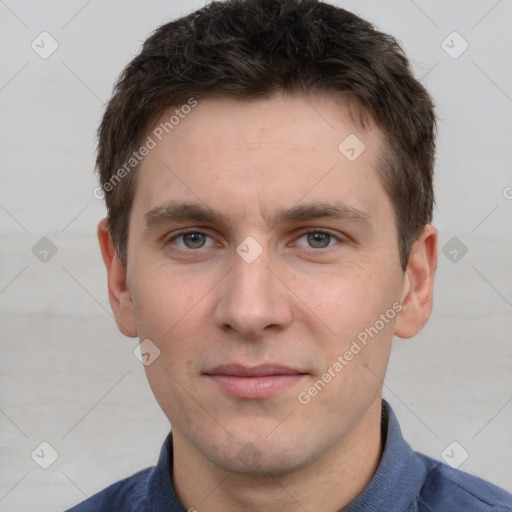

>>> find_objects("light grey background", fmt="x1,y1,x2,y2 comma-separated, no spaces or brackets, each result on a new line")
1,1,511,510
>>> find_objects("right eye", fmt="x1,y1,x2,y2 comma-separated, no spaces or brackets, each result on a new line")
166,230,216,250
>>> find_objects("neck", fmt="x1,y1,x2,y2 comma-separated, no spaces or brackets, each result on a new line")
173,398,383,512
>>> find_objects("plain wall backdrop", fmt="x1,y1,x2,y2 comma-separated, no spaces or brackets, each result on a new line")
1,1,511,510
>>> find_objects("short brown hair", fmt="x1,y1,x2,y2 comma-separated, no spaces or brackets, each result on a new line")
96,0,436,270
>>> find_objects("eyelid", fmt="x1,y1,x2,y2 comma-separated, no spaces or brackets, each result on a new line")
164,227,209,239
298,227,342,236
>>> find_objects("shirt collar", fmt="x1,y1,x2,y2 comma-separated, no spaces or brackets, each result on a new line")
145,431,184,512
145,399,426,512
342,399,427,512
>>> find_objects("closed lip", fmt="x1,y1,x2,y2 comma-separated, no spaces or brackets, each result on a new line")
204,363,309,399
204,363,308,377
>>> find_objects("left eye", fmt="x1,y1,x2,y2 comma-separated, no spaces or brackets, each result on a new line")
296,231,339,249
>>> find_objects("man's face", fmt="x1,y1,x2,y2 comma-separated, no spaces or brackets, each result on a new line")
122,93,409,474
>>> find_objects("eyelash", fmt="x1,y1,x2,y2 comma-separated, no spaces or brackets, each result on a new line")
164,228,344,251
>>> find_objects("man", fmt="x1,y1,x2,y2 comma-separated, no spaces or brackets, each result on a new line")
67,0,512,510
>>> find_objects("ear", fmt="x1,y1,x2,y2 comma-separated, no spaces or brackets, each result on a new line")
97,219,138,338
394,224,437,339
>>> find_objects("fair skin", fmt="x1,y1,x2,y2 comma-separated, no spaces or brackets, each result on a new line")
98,92,437,512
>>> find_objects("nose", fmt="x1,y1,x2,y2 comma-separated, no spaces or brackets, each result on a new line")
213,249,293,338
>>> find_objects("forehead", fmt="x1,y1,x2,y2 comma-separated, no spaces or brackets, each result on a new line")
131,92,389,225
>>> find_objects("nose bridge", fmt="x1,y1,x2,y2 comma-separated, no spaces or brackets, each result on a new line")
214,248,292,335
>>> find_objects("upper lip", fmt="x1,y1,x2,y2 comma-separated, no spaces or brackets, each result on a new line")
204,364,306,377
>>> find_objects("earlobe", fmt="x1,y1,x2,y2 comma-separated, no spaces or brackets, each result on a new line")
97,219,138,338
394,224,438,339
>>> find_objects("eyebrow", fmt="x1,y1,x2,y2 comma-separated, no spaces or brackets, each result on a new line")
143,200,373,230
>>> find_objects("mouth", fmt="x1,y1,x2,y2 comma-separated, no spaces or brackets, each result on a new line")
203,364,309,399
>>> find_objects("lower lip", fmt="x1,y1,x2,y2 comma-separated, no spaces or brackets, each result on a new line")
207,374,306,399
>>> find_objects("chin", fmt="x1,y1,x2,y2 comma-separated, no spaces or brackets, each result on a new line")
215,449,308,477
201,433,322,478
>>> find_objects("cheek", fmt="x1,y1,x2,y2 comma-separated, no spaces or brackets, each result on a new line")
130,264,220,381
297,261,400,389
296,260,395,334
130,262,208,337
133,270,209,418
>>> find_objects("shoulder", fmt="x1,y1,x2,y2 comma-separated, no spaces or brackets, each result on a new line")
64,467,153,512
415,453,512,511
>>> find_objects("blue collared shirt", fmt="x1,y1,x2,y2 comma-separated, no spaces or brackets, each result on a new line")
65,400,512,511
